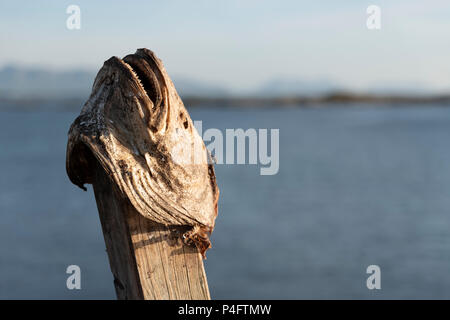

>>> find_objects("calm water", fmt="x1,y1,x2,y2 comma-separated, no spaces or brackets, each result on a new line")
1,105,450,299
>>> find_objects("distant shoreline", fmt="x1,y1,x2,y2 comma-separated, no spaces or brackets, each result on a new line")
1,92,450,111
183,93,450,108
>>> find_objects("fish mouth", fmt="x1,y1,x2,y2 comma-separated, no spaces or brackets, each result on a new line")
98,49,166,109
123,49,166,109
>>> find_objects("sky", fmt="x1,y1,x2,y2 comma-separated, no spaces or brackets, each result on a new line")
1,0,450,93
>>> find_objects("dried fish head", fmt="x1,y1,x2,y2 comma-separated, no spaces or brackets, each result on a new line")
66,49,219,257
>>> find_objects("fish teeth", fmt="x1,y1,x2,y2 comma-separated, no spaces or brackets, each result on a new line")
122,61,146,93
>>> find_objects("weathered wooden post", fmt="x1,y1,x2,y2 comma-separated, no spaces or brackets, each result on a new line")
65,49,219,300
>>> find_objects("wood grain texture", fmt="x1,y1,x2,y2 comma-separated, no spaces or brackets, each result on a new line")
93,161,210,300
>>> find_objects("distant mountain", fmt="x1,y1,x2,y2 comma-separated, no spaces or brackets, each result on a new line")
253,78,447,98
0,65,95,99
254,77,342,97
0,65,443,101
0,65,231,100
365,82,438,96
170,76,230,97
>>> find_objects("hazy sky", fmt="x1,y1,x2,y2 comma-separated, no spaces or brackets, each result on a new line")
1,1,450,93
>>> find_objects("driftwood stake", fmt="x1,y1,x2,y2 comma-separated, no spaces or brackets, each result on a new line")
93,161,210,299
66,49,219,300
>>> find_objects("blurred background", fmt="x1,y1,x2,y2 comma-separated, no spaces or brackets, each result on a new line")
1,0,450,299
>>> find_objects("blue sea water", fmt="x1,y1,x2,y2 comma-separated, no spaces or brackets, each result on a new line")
1,104,450,299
